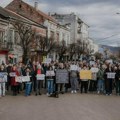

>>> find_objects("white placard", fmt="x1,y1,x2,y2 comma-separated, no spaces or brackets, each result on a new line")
46,71,55,76
10,72,16,77
91,68,99,73
106,72,116,79
44,58,52,64
36,74,45,80
16,76,30,83
90,61,95,66
70,65,78,71
22,76,30,82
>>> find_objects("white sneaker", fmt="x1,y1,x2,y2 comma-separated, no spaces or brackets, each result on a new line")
71,91,74,94
74,90,77,93
46,93,50,96
97,91,100,94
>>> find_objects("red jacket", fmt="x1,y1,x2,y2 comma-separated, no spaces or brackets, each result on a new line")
11,69,19,86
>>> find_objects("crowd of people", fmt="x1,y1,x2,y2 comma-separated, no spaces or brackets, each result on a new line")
0,59,120,98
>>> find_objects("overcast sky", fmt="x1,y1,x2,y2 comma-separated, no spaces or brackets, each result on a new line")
1,0,120,46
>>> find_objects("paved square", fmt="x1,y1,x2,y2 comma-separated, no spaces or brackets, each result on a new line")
0,93,120,120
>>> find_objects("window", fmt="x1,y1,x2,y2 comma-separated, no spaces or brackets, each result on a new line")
0,30,5,43
9,30,13,43
56,33,59,42
14,31,20,44
50,31,54,39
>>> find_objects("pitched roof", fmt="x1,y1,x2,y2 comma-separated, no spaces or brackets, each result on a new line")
6,0,57,24
0,6,46,29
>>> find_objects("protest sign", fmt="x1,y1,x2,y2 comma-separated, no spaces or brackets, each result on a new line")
90,68,99,73
16,76,30,83
70,65,78,71
22,76,30,82
0,72,7,83
36,74,45,80
10,72,16,77
46,71,55,76
90,61,95,66
44,58,52,64
80,70,92,80
0,72,7,77
106,72,116,79
56,69,69,83
15,76,22,83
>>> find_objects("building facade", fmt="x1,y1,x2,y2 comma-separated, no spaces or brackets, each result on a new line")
0,6,47,64
6,0,71,61
51,13,89,44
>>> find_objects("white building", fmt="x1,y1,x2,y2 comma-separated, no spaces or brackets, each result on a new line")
44,19,70,60
88,38,98,54
51,13,89,44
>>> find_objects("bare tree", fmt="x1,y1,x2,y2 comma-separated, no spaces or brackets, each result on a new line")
35,36,57,56
55,40,67,61
12,20,35,63
67,42,76,60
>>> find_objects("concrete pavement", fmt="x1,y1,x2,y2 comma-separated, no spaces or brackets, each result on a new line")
0,93,120,120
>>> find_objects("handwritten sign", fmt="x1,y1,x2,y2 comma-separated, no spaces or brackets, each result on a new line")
10,72,16,77
46,71,55,76
70,65,78,71
80,70,92,80
16,76,30,83
36,74,45,80
56,69,69,83
0,72,8,83
90,68,99,73
106,72,116,79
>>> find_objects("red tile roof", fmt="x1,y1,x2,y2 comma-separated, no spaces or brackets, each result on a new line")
6,0,57,24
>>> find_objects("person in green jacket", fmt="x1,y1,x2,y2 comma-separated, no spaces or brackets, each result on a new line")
97,65,105,94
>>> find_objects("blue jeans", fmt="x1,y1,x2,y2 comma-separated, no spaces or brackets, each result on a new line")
97,80,104,92
25,82,32,96
70,77,78,91
47,80,54,94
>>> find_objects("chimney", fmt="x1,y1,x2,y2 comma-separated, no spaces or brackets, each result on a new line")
34,2,38,10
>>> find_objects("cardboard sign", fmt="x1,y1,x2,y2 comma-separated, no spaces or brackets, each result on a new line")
106,72,116,79
91,68,99,73
15,76,30,83
80,70,92,80
10,72,16,77
36,74,45,80
56,69,69,83
46,71,55,76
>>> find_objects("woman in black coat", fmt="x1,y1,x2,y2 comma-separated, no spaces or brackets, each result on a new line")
115,65,120,95
104,63,114,95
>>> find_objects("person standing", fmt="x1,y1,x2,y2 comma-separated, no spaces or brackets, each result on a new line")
35,64,44,96
46,66,55,96
115,65,120,95
80,65,89,94
10,65,19,96
89,64,99,93
70,63,79,94
97,65,105,94
0,65,7,98
104,63,114,95
24,67,32,96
